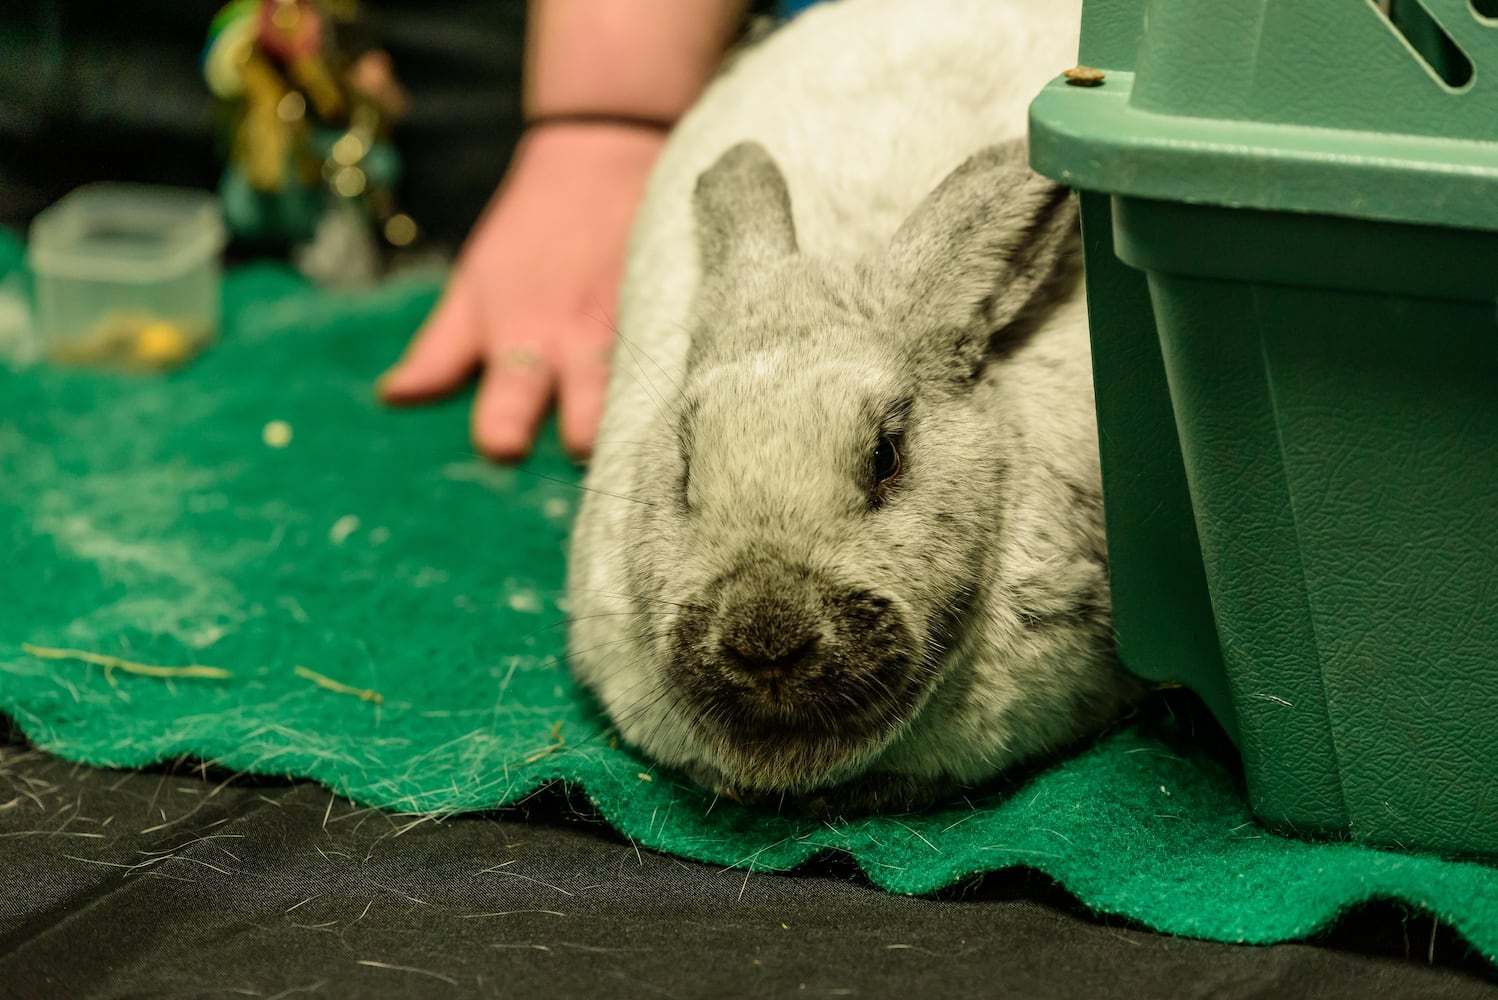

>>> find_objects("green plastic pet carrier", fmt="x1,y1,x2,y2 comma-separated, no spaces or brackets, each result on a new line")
1029,0,1498,857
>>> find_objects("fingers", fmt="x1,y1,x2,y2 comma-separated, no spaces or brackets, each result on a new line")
382,281,617,463
379,282,483,405
558,344,614,460
471,346,555,462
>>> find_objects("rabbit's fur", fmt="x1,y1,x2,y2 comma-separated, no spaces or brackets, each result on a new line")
566,0,1141,814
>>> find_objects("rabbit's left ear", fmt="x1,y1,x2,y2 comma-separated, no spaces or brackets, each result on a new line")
886,140,1079,367
693,141,800,287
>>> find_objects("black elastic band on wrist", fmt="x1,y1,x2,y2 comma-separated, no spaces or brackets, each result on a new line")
524,112,677,133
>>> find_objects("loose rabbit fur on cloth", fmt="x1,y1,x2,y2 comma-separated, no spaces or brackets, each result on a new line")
567,0,1142,815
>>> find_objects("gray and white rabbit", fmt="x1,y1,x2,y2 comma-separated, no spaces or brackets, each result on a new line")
566,0,1141,814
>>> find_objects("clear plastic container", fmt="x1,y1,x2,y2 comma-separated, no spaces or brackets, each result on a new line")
26,184,226,370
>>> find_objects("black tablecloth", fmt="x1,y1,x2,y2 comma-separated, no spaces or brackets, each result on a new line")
2,721,1494,999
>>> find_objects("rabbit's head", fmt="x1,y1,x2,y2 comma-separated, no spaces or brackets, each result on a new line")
601,140,1118,810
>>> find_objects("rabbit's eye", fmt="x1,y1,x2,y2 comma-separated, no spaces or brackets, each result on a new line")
873,435,901,488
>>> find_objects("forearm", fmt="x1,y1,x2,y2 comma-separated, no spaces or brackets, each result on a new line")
524,0,750,123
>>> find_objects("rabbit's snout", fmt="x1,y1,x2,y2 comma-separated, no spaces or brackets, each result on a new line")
715,568,823,684
663,554,933,789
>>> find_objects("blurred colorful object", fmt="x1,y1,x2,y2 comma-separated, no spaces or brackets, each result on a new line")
203,0,418,275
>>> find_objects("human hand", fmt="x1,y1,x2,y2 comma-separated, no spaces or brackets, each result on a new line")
378,122,666,461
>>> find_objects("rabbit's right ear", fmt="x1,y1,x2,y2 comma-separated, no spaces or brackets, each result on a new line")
885,141,1079,374
693,142,799,286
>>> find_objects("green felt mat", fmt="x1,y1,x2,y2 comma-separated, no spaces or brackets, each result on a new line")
2,233,1495,963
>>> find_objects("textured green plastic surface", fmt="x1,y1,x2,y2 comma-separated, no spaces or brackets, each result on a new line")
1075,193,1236,745
1143,231,1498,850
1034,3,1498,232
1031,0,1498,856
1127,0,1497,139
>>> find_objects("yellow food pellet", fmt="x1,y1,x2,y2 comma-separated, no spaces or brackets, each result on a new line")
262,420,294,448
1064,65,1106,86
133,322,189,365
329,514,361,545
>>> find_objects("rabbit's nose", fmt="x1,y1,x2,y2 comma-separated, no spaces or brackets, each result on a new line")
718,603,820,680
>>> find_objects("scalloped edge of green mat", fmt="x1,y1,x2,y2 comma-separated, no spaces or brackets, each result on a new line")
4,694,1496,969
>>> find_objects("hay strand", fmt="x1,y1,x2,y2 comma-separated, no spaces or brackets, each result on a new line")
293,665,384,704
22,644,231,682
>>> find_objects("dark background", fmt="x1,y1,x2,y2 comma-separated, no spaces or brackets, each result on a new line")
0,0,780,249
0,0,531,250
1,3,1496,995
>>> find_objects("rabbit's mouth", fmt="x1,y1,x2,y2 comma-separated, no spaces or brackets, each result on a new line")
661,557,940,794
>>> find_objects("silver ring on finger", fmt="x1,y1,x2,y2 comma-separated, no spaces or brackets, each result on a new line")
497,347,544,371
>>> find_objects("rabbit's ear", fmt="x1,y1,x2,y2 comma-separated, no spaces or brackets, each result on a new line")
886,140,1079,368
694,142,799,285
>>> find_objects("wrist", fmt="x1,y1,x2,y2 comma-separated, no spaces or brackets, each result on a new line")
524,111,677,134
524,0,749,129
509,117,670,177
